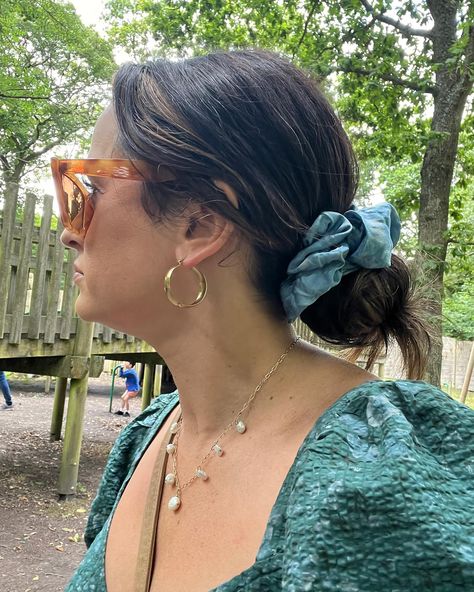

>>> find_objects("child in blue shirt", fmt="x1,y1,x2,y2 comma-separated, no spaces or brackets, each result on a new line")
114,362,140,417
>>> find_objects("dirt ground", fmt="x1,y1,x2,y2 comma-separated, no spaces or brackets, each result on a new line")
0,374,140,592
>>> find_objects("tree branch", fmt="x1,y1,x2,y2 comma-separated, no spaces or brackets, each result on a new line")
0,92,51,100
0,155,10,171
335,63,437,94
360,0,434,39
22,139,63,162
464,24,474,69
447,239,474,246
292,0,319,58
25,117,53,151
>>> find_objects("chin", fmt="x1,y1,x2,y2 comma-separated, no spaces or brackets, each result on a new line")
75,299,119,330
74,298,149,339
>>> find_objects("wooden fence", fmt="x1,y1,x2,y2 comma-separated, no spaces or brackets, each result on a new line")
0,192,140,355
0,191,161,384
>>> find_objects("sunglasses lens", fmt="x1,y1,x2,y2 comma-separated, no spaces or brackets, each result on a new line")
60,174,94,235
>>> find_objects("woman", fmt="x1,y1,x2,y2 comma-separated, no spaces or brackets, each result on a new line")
52,50,474,591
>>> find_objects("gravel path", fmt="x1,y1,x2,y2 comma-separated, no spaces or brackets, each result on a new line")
0,375,139,592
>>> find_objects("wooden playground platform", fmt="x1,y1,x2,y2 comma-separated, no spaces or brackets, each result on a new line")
0,193,170,497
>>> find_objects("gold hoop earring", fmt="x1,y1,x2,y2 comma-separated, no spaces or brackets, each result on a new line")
164,259,208,308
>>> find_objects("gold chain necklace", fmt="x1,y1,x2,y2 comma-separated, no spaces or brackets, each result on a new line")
164,336,301,511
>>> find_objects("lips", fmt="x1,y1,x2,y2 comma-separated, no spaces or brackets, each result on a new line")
73,263,84,283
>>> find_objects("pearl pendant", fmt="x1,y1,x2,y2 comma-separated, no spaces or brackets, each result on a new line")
170,421,180,434
166,443,176,455
235,420,246,434
165,473,176,486
212,444,223,456
196,468,208,480
168,495,181,511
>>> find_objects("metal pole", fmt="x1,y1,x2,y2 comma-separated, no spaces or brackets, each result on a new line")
109,364,122,413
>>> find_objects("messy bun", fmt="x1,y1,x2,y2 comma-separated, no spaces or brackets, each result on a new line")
300,254,431,378
113,49,431,379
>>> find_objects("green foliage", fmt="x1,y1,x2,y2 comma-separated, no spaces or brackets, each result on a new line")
103,0,473,340
444,281,474,340
444,186,474,340
0,0,116,194
104,0,444,163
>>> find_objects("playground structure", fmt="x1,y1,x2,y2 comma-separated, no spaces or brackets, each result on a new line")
0,193,386,497
0,193,167,497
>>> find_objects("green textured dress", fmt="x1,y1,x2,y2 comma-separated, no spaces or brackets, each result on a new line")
65,380,474,591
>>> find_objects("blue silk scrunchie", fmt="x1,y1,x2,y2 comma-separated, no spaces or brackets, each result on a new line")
280,202,401,322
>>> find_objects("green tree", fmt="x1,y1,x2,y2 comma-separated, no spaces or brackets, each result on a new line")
0,0,116,208
105,0,474,385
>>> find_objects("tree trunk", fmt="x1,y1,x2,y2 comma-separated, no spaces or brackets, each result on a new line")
416,1,473,386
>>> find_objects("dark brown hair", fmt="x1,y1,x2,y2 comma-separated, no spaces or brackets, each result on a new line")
112,49,430,378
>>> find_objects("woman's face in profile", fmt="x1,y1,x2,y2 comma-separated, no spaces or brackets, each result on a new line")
60,106,180,339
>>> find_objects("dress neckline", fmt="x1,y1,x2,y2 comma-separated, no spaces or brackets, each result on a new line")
104,378,391,591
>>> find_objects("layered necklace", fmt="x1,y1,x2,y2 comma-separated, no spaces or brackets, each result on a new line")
164,336,301,511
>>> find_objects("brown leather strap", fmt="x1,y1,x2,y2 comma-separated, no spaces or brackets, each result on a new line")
134,406,182,592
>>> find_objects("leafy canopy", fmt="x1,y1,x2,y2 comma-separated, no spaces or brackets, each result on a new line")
0,0,116,190
103,0,474,339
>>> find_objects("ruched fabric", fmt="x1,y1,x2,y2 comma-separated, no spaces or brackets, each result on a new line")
66,381,474,591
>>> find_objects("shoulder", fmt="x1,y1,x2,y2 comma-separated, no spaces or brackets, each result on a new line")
303,379,474,460
84,392,179,547
281,380,474,590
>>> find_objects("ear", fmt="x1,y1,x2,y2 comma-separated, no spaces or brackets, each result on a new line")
175,204,236,268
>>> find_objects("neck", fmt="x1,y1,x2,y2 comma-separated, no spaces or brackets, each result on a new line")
149,313,299,445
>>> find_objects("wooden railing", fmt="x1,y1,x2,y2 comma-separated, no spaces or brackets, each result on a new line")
0,193,138,355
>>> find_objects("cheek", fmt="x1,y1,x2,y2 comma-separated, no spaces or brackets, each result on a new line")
76,189,176,325
86,193,166,269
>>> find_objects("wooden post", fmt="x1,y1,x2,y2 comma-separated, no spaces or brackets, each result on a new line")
58,319,94,498
28,195,53,339
0,181,18,338
9,192,36,344
59,249,77,339
138,362,145,386
460,342,474,404
378,362,385,379
44,375,52,394
453,339,458,393
153,365,163,398
50,377,68,441
141,363,154,410
44,223,65,344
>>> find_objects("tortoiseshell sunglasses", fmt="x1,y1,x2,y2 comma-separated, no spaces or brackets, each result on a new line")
50,158,174,237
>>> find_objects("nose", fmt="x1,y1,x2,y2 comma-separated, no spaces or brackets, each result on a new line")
60,228,85,252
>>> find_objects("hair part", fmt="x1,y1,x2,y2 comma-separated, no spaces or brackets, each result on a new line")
112,49,431,379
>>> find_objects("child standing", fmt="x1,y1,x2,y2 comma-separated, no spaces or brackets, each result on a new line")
114,362,140,417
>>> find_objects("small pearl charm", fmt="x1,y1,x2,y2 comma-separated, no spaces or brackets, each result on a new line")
166,443,176,455
170,421,180,434
196,468,208,480
165,473,176,486
235,420,246,434
212,444,223,457
168,495,181,511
